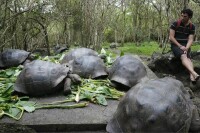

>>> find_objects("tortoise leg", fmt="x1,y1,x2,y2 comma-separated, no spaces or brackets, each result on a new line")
190,105,200,132
68,74,82,84
63,78,72,95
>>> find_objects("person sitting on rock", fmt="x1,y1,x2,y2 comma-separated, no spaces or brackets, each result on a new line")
169,8,199,83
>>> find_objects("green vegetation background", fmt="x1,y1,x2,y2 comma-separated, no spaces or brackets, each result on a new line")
102,41,200,56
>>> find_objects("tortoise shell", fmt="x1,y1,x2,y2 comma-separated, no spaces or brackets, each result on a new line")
108,55,147,90
14,60,70,96
70,55,108,79
107,77,195,132
61,48,98,64
0,49,31,68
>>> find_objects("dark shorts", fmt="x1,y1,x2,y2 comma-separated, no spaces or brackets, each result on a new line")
171,44,191,58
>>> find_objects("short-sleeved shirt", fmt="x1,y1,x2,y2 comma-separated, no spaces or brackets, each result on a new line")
170,21,195,45
170,21,195,58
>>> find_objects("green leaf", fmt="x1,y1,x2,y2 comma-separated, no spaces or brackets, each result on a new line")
101,48,106,54
0,97,8,102
0,71,7,78
75,87,81,102
89,83,96,90
96,95,107,106
23,106,35,113
78,95,87,100
0,109,4,118
6,69,15,76
82,91,95,100
1,83,14,97
14,69,21,77
16,101,36,112
43,56,49,61
59,53,65,61
96,87,112,96
0,103,10,111
120,51,124,56
8,107,22,118
106,56,112,64
16,101,36,107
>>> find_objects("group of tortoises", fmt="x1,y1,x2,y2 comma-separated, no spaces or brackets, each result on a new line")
0,48,147,96
0,48,200,132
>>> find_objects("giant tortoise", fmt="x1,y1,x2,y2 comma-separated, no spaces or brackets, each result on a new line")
106,77,200,132
61,48,98,64
14,60,81,96
108,55,147,90
69,55,108,79
0,49,35,69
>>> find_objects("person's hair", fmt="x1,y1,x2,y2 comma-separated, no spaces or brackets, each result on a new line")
181,9,193,18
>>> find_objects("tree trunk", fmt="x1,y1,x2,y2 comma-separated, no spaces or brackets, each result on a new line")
42,26,50,55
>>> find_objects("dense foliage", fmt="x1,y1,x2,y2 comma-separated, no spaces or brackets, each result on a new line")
1,0,200,53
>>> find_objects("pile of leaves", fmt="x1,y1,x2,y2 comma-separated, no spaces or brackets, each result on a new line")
0,49,125,120
72,79,124,105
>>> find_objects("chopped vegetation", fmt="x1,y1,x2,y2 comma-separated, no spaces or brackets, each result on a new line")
71,79,125,105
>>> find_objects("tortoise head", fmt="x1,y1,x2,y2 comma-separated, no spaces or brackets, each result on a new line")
62,62,73,73
28,53,37,61
22,53,37,66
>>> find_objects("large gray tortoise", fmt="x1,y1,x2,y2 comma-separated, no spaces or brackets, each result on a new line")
14,60,81,96
108,55,147,90
61,48,98,64
0,49,35,69
106,77,200,133
69,55,108,79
